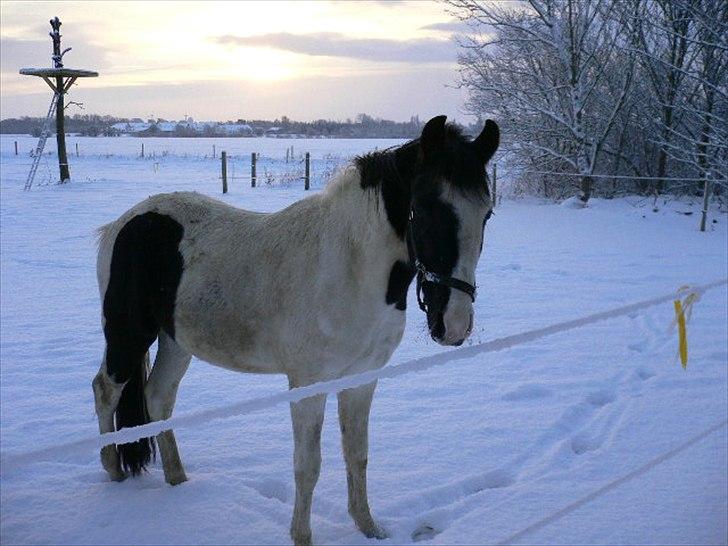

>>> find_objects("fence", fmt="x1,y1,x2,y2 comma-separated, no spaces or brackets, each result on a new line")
2,278,725,471
219,150,346,192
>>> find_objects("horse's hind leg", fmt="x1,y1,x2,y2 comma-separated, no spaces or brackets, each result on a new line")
92,359,125,481
145,331,191,485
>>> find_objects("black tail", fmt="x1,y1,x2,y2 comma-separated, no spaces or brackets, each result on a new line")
115,352,156,475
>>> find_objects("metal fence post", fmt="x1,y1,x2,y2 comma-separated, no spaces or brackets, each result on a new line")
251,152,257,188
221,151,228,193
304,152,310,190
492,163,497,208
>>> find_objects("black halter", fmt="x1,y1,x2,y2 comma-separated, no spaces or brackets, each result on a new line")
407,209,477,313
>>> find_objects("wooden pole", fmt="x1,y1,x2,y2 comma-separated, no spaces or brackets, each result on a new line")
221,151,228,193
492,163,497,208
141,142,145,158
251,152,257,188
49,18,70,182
304,152,310,190
699,178,712,232
75,142,79,157
14,141,18,155
213,144,216,159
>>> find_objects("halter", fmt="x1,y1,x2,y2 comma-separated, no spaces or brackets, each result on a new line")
407,209,477,313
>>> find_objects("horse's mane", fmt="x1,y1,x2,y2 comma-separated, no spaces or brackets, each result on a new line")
352,124,486,197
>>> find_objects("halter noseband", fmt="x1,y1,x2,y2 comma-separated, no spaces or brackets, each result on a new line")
408,209,477,313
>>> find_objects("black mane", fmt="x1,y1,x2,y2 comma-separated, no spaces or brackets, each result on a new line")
355,124,489,198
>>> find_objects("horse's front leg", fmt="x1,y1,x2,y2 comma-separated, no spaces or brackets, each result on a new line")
289,392,327,546
337,381,387,539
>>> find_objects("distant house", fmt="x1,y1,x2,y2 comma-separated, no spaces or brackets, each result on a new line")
111,121,152,134
217,123,253,136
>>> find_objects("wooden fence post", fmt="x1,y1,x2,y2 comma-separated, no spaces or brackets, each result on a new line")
14,141,18,155
213,144,216,159
75,142,79,157
221,151,228,193
251,152,257,188
141,142,145,158
492,163,497,208
700,178,712,232
304,152,310,190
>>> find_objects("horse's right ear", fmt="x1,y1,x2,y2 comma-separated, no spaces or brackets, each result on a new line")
420,115,447,158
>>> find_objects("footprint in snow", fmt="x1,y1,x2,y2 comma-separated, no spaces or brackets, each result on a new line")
585,389,615,407
411,524,440,542
570,431,604,455
502,383,552,401
244,478,289,503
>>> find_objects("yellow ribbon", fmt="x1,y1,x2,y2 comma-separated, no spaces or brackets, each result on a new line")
672,286,701,369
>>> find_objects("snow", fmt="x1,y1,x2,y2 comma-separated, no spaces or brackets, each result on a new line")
1,135,726,545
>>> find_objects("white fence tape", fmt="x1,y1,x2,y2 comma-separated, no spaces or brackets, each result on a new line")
2,278,726,472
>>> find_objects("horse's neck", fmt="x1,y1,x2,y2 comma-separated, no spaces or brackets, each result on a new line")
322,160,411,265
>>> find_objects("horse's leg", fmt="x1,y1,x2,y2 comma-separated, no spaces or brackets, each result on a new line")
289,392,327,546
337,381,387,539
92,356,126,481
144,331,192,486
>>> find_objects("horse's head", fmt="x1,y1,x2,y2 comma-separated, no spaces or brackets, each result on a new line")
408,115,499,346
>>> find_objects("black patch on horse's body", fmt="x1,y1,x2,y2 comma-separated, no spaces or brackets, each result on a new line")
386,260,415,310
103,211,184,475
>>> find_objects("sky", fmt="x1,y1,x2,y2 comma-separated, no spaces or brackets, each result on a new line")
0,1,475,123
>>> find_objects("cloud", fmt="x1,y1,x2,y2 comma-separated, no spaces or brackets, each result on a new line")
0,36,110,75
214,32,456,64
420,20,474,33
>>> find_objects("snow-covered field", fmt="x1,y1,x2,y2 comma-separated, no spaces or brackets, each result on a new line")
1,135,726,545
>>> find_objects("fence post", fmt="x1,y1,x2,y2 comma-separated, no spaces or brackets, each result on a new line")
213,144,216,159
221,151,228,194
75,142,79,157
14,141,18,155
304,152,310,190
251,152,257,188
492,163,497,208
141,142,145,158
699,178,712,232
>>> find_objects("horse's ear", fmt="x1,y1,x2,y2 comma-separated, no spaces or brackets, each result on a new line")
420,115,447,158
473,119,499,163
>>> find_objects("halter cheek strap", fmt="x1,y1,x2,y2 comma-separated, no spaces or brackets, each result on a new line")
414,260,477,312
407,208,478,313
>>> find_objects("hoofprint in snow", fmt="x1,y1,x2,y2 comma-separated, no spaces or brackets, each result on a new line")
1,135,726,545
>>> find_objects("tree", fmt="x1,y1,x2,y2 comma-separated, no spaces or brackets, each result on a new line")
450,0,635,203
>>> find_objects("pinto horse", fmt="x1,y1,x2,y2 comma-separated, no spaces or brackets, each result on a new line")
92,115,499,545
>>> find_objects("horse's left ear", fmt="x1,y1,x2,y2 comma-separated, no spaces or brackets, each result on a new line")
473,119,499,163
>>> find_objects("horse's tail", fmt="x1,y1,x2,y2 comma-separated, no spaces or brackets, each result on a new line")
96,216,156,476
115,351,156,475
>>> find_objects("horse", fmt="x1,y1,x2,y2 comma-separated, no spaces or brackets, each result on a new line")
92,115,499,545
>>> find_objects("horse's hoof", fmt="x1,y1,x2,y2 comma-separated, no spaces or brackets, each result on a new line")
109,471,127,482
165,472,188,486
291,531,312,546
361,523,388,540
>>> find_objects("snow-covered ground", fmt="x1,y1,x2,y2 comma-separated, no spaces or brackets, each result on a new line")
1,135,726,545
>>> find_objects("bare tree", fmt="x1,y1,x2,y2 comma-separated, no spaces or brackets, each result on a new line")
450,0,635,203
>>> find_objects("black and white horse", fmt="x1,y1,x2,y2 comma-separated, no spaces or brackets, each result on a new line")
92,115,499,545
